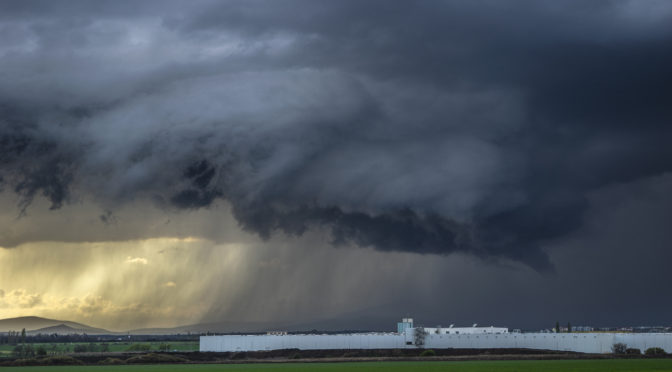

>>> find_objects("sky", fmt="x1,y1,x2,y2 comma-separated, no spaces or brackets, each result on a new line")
0,0,671,331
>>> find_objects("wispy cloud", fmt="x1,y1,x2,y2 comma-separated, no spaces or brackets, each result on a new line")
125,256,148,265
0,289,43,309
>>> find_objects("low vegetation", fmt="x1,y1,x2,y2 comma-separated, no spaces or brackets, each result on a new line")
612,342,628,354
0,355,85,367
614,343,668,357
98,357,125,365
1,360,672,371
125,353,189,364
0,341,199,357
645,347,667,356
419,349,436,357
125,343,151,352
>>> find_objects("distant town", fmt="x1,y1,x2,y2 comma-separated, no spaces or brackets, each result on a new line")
533,326,672,333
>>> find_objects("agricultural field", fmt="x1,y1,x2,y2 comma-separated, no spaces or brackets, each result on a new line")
0,341,199,357
2,360,672,372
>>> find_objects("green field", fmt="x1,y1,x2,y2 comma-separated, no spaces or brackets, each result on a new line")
1,360,672,372
0,341,198,356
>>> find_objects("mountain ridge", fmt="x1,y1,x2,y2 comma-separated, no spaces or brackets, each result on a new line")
0,316,277,335
0,316,110,334
26,323,111,336
0,315,388,335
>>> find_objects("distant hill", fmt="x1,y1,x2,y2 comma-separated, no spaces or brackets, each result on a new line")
0,314,388,335
127,321,278,335
0,316,276,335
127,317,381,335
0,316,110,334
27,323,110,335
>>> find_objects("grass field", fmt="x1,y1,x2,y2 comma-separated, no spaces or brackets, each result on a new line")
1,360,672,372
0,341,199,356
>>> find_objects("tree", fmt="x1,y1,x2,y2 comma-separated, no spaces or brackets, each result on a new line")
567,322,572,333
36,346,47,356
645,347,666,356
12,345,24,357
13,344,35,358
414,328,427,347
555,321,560,333
626,348,641,355
21,328,26,344
420,349,436,357
74,344,88,353
126,343,150,351
612,343,627,354
24,344,35,357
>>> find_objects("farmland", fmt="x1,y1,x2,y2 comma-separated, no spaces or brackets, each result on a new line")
1,360,672,372
0,341,199,357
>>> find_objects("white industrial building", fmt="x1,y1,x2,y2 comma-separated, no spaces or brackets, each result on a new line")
200,318,672,354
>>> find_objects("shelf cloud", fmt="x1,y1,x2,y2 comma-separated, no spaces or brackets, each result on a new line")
1,1,672,328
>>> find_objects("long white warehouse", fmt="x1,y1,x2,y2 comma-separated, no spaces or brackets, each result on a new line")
200,318,672,354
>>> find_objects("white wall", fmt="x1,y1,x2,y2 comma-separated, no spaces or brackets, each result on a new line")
200,333,407,352
422,332,615,353
616,334,672,353
418,330,672,353
200,332,672,354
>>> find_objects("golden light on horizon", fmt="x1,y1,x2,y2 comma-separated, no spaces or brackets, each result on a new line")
0,238,247,331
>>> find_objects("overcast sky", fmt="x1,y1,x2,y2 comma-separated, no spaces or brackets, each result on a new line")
1,0,671,331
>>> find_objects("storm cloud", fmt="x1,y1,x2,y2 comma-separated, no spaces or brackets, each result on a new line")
1,0,671,272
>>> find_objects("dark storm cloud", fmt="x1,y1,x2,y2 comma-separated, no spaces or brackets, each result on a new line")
1,0,671,269
170,160,221,208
